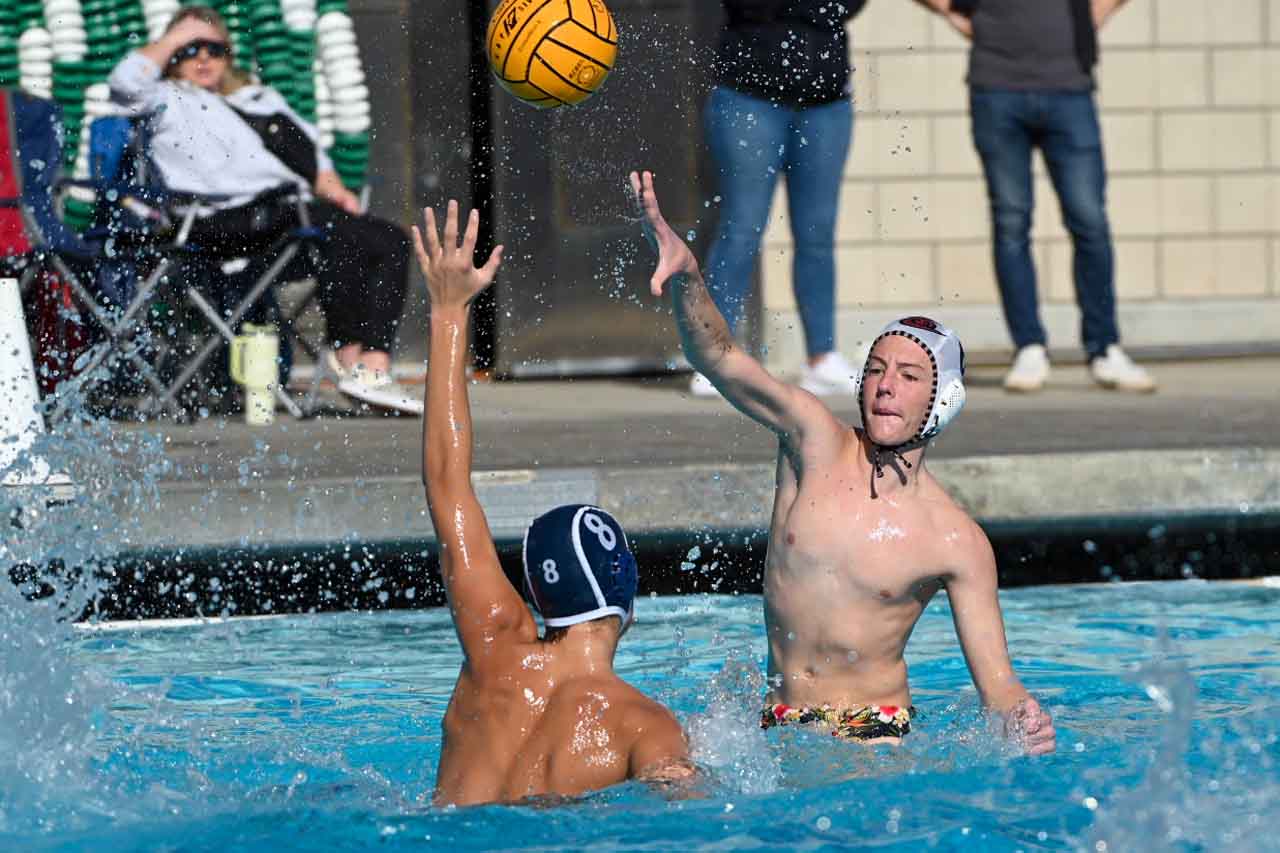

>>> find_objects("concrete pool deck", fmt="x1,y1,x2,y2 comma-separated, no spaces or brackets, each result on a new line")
86,356,1279,551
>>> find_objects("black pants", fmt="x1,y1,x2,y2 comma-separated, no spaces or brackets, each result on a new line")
187,191,410,353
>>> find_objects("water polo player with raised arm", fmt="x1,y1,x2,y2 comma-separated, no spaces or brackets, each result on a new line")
631,170,1056,754
415,200,695,805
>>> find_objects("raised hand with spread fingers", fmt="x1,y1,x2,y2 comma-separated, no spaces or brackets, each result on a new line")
413,200,504,311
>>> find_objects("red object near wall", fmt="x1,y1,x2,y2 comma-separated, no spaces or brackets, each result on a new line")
0,90,34,257
27,271,91,396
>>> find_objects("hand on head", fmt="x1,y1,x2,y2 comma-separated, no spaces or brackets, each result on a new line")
160,15,230,89
1004,697,1056,756
628,170,700,296
412,201,504,310
166,16,224,47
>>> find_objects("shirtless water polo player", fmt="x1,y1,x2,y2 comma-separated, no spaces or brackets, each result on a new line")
416,201,693,805
631,171,1056,754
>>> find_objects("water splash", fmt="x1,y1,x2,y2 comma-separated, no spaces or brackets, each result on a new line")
0,385,169,833
1085,627,1277,852
684,651,781,796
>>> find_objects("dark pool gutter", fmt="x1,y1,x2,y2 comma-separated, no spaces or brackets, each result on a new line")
17,508,1276,623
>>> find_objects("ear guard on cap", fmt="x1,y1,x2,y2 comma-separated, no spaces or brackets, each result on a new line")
926,376,966,438
860,316,967,442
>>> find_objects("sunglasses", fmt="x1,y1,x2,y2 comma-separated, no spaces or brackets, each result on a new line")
170,39,231,63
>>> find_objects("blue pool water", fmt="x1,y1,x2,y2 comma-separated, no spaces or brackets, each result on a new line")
3,581,1278,851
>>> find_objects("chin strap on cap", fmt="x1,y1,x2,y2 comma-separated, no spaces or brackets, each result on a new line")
869,439,924,500
859,316,967,498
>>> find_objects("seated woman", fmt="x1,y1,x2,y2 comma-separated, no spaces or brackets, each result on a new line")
107,5,420,414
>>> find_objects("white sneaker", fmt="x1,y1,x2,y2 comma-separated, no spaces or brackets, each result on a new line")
1003,344,1050,392
799,351,862,396
689,371,722,398
1091,344,1156,393
326,352,424,415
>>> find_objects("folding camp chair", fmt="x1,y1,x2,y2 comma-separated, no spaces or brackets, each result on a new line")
80,112,340,419
0,88,144,400
2,91,233,415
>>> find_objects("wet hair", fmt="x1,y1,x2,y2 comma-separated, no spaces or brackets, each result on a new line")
542,614,625,644
161,5,252,93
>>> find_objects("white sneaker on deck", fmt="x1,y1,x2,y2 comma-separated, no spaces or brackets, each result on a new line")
799,351,862,396
688,371,722,398
326,352,424,415
1091,344,1157,393
1003,344,1050,392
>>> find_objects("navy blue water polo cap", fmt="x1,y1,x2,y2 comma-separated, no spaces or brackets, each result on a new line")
522,504,637,629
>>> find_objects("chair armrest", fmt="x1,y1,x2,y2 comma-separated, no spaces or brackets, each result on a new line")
51,177,100,194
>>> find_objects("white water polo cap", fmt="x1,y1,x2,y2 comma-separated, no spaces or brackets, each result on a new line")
859,316,967,442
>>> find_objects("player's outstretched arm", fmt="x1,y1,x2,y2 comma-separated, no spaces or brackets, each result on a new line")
629,170,843,454
947,526,1057,755
415,202,536,663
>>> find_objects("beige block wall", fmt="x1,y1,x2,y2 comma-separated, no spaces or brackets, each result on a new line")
757,0,1280,372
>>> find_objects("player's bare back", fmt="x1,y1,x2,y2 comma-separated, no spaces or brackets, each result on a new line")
435,658,678,805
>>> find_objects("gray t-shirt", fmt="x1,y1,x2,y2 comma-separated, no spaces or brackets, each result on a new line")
967,0,1093,91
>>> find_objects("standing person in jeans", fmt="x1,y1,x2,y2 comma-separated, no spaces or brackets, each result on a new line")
918,0,1155,392
693,0,867,398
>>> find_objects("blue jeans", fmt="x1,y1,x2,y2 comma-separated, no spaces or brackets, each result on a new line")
703,86,853,359
970,88,1120,358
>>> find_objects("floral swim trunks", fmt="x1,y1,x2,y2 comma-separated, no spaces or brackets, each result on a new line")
761,702,916,740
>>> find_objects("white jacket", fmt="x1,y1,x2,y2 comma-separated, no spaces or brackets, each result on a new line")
108,51,334,209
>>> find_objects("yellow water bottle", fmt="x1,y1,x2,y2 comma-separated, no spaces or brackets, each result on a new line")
229,323,280,426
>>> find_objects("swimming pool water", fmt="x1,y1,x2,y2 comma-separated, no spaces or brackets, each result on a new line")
4,581,1278,852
